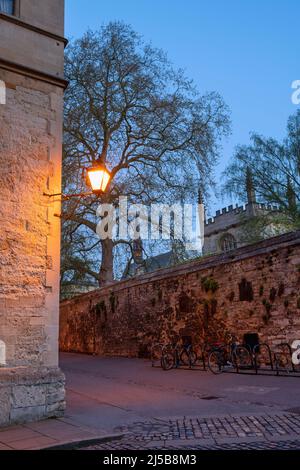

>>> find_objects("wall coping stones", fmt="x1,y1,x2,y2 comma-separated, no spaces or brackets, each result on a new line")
0,366,65,386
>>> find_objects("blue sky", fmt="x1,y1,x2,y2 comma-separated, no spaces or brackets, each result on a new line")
65,0,300,215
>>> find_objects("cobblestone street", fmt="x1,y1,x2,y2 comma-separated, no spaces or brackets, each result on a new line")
57,354,300,450
83,438,300,450
75,413,300,450
117,413,300,441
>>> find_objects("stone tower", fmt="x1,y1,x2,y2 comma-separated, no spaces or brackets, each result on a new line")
0,0,66,426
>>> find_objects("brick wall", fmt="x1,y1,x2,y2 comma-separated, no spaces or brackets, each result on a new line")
60,231,300,357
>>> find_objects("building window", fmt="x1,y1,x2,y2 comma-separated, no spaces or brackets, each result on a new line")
0,0,14,15
219,233,237,252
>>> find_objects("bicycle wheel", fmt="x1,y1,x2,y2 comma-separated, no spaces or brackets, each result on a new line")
274,353,291,374
234,346,252,369
180,349,197,367
208,351,223,374
150,343,163,367
161,352,175,371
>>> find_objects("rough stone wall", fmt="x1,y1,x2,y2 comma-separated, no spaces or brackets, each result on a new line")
60,231,300,357
0,67,65,426
0,367,65,427
0,69,62,368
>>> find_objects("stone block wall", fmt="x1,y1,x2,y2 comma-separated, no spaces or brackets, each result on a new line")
0,69,62,369
0,0,66,427
60,231,300,357
203,202,278,254
0,67,65,426
0,367,65,427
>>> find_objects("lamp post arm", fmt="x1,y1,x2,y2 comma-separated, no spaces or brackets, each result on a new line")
43,191,95,200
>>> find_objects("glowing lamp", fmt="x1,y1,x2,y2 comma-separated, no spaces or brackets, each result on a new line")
87,164,111,193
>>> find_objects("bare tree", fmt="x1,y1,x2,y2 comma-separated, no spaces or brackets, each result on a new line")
61,22,230,288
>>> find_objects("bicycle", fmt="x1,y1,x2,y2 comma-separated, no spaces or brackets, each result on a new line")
207,334,252,374
150,343,165,367
274,343,295,375
161,339,197,371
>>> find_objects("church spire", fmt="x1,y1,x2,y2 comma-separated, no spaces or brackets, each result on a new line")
246,167,256,205
198,185,206,226
198,187,204,205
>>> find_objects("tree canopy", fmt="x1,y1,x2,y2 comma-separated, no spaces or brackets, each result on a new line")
223,110,300,232
61,22,230,289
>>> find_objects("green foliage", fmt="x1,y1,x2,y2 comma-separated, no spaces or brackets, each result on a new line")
201,276,219,293
237,211,294,246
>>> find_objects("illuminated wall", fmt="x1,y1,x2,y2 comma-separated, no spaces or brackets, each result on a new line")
0,0,66,426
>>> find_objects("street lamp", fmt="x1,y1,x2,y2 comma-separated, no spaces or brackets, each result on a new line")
44,162,111,200
87,163,111,194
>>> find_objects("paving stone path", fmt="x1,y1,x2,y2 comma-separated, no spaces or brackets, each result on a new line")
83,439,300,450
79,413,300,450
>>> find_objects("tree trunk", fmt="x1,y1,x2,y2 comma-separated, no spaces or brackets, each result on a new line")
99,238,114,286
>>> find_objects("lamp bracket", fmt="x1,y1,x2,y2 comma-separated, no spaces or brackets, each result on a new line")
43,191,95,200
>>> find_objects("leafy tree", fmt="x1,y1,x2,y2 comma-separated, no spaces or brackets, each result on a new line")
61,22,230,288
223,110,300,242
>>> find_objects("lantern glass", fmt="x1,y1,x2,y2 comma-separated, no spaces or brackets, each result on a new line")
87,166,110,193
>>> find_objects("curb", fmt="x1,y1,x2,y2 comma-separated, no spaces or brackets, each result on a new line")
40,433,127,450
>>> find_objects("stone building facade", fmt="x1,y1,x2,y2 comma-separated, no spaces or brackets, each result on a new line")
203,167,273,255
0,0,66,426
202,201,279,255
122,174,280,279
123,201,276,279
60,231,300,358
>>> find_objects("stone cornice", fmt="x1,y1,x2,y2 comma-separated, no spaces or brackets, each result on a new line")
0,57,68,89
0,12,68,46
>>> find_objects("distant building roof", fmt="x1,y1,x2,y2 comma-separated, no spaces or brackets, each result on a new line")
122,251,173,279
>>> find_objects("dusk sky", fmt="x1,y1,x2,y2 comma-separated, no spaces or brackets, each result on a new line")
65,0,300,215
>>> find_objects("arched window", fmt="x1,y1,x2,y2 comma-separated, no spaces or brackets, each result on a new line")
0,0,14,15
0,340,6,367
219,233,237,252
